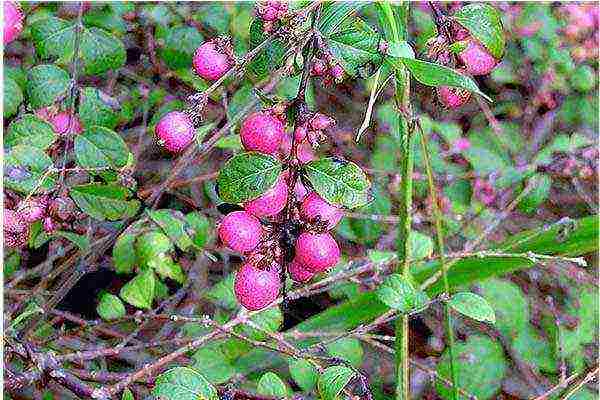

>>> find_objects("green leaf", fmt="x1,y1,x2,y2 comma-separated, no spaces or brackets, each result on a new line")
153,367,218,400
257,372,288,398
74,126,130,172
448,292,496,323
4,76,23,118
317,365,356,400
452,4,505,59
121,389,134,400
148,209,194,251
78,87,119,129
303,157,371,209
289,359,317,392
26,64,70,109
376,273,429,313
326,18,383,77
205,273,237,310
398,58,491,101
31,17,126,75
185,212,214,249
53,231,90,251
409,231,434,260
113,233,137,274
96,292,126,320
216,152,282,203
518,173,551,214
5,114,57,150
4,145,56,195
152,257,185,285
512,326,557,374
326,337,364,367
319,2,366,34
157,26,204,70
479,278,528,339
247,19,286,80
70,183,140,221
135,231,172,268
120,269,156,309
436,336,508,400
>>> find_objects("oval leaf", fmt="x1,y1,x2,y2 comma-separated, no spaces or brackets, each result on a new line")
74,126,131,172
448,292,496,323
452,4,505,59
4,145,56,195
96,292,126,321
152,367,218,400
5,114,57,150
147,209,194,251
78,87,120,129
4,76,23,118
289,359,317,392
216,152,282,204
26,64,70,109
376,273,429,313
70,183,140,221
257,372,288,398
113,233,136,274
119,269,156,309
303,157,370,209
317,365,356,400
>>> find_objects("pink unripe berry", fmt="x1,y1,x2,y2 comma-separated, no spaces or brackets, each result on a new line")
458,40,498,76
244,175,288,217
234,262,281,310
437,86,471,108
49,112,83,136
310,113,336,131
42,217,56,233
4,1,23,45
295,232,340,273
294,125,308,142
288,258,315,283
218,211,263,254
300,192,344,230
296,141,317,164
18,196,48,223
4,208,29,248
193,41,233,81
240,111,285,155
155,111,195,153
311,59,327,76
294,180,309,202
451,137,471,153
330,64,344,81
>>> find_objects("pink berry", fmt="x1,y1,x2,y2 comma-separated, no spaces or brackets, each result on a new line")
311,59,326,76
49,112,83,136
234,262,281,310
288,258,315,283
451,137,471,153
4,1,23,45
452,23,470,41
458,40,498,76
42,217,56,233
244,175,288,217
218,211,263,253
240,111,285,154
18,196,48,223
295,232,340,273
294,125,308,142
330,64,344,81
193,41,232,81
310,114,336,131
437,86,471,108
4,209,29,248
155,111,195,153
294,180,309,202
300,192,343,230
296,141,317,164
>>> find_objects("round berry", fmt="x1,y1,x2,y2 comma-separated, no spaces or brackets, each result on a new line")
310,113,336,131
18,196,48,223
234,263,281,310
437,86,471,108
218,211,263,253
296,141,317,164
300,192,344,230
458,40,498,76
311,59,327,76
49,112,83,136
155,111,195,153
244,175,288,217
330,64,344,81
193,41,232,81
295,232,340,273
49,196,76,221
42,217,56,233
288,258,315,283
240,111,285,154
4,1,23,45
294,180,309,202
4,209,29,248
294,125,308,142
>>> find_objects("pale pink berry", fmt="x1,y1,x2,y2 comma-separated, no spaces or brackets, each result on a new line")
437,86,471,108
288,258,315,283
310,114,336,131
4,1,23,45
18,196,48,223
458,40,498,76
452,24,470,41
257,1,287,22
155,111,195,153
296,141,317,164
330,64,344,81
451,137,471,153
295,232,340,273
244,175,288,217
49,112,83,136
4,209,29,248
294,180,309,202
234,262,281,310
240,111,285,154
218,211,263,253
42,217,56,233
311,59,326,76
294,125,308,142
193,41,232,81
300,192,343,230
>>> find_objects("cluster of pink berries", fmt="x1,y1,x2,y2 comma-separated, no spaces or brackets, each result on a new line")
4,1,23,45
215,109,343,311
3,195,77,248
155,38,234,153
310,57,345,86
255,1,288,32
36,107,84,136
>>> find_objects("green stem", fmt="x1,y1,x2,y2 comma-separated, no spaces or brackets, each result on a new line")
418,123,459,400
